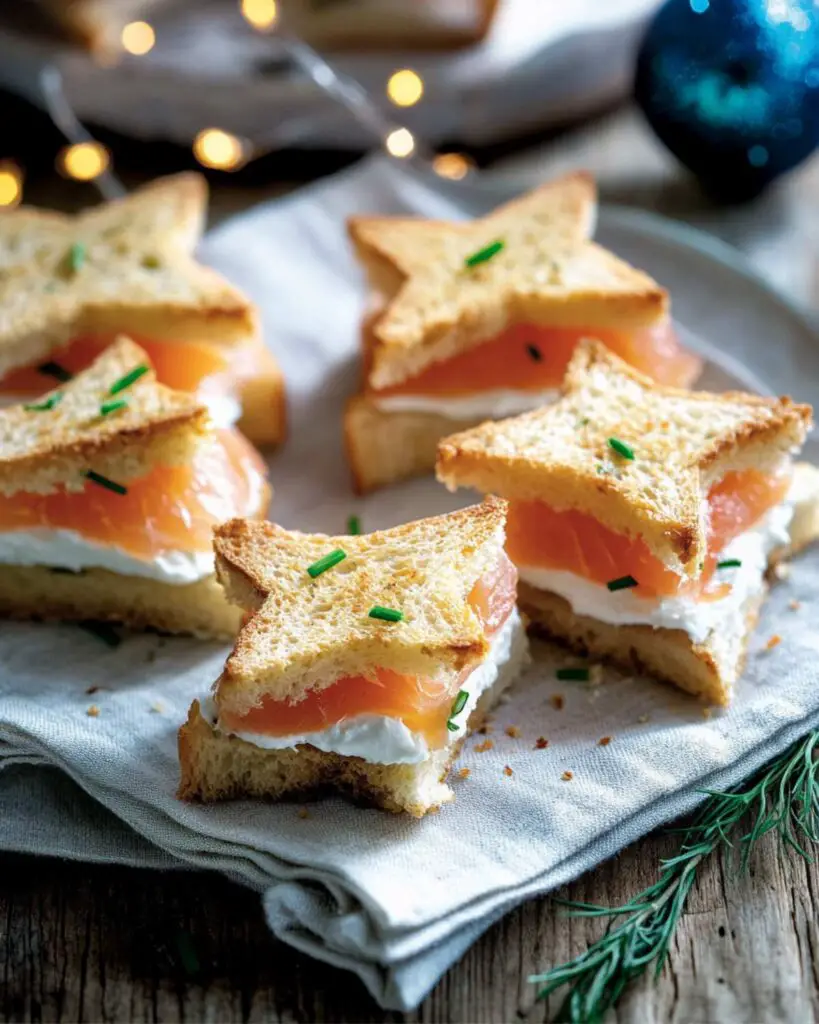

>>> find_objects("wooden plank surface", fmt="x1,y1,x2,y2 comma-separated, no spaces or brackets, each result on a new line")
2,105,819,1022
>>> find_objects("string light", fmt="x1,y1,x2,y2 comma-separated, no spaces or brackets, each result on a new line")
0,162,22,207
241,0,278,30
193,129,247,171
433,152,475,181
385,128,415,159
121,21,156,55
58,141,111,181
386,69,424,108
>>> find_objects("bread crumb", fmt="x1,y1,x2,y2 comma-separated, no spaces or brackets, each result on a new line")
86,705,100,717
474,739,494,753
503,765,514,778
789,599,802,611
598,736,612,747
477,723,492,735
85,686,99,695
504,725,521,738
773,562,791,580
535,737,549,750
561,770,573,781
457,767,471,779
551,694,565,711
588,665,604,686
150,702,164,714
765,634,782,651
637,714,650,724
702,707,713,719
297,808,310,819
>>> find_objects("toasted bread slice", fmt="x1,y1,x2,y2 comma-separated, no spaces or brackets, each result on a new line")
438,340,812,578
212,497,508,716
521,465,819,704
0,173,286,448
0,564,246,640
349,173,668,391
0,336,209,497
0,174,256,376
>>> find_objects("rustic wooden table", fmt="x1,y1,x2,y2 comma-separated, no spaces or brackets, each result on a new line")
3,105,819,1023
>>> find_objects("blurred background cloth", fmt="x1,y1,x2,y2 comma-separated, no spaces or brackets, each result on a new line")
0,0,661,151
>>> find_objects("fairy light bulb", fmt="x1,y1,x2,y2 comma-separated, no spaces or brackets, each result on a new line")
121,21,155,55
59,141,111,181
385,128,415,159
387,69,424,108
0,163,22,207
241,0,278,30
433,152,474,180
193,128,246,170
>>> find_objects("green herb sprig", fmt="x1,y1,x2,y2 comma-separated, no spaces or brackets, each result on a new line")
38,361,73,383
607,437,635,461
446,689,469,732
85,471,127,495
464,239,504,268
369,605,403,623
24,392,63,412
109,365,148,395
100,399,128,417
556,667,589,682
717,558,742,570
307,549,346,578
347,515,361,536
606,575,638,592
530,731,819,1023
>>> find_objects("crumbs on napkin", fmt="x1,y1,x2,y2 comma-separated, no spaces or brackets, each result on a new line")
550,694,565,711
504,725,521,738
503,765,514,778
474,739,494,753
561,770,573,781
535,737,549,750
598,736,612,747
86,705,100,718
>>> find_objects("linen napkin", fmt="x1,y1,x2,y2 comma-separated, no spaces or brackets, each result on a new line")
2,156,819,1012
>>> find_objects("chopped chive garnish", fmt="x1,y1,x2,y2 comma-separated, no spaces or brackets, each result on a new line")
109,365,148,395
717,558,742,569
79,621,122,648
307,548,347,578
24,392,63,412
464,239,504,268
446,689,469,732
85,470,127,495
607,575,638,592
38,361,72,383
526,344,542,362
556,667,589,682
608,437,635,460
67,242,86,274
368,605,404,623
100,399,128,417
347,515,361,536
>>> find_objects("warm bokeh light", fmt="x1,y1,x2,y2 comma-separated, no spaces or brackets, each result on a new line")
387,69,424,108
241,0,278,30
385,127,415,159
433,152,474,180
121,21,155,55
193,128,246,170
0,163,22,207
59,142,110,181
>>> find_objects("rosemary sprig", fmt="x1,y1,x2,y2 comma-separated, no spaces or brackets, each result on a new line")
531,731,819,1023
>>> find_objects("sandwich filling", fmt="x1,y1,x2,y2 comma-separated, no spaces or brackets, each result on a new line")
508,465,796,644
371,320,702,420
214,553,524,765
0,334,270,429
0,427,267,584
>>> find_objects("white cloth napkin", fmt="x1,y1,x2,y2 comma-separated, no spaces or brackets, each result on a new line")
2,157,819,1012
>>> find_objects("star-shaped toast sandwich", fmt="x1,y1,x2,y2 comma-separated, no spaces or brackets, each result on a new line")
438,340,811,578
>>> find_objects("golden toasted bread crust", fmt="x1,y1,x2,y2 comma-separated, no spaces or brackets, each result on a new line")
0,173,256,379
0,336,210,496
437,340,812,577
211,498,508,713
520,582,762,706
348,172,669,390
0,566,242,639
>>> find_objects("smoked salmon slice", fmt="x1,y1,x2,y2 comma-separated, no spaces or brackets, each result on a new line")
373,321,702,398
0,427,267,559
506,469,791,599
219,553,519,749
0,334,262,408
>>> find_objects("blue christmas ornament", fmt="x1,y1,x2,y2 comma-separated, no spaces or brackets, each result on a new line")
635,0,819,201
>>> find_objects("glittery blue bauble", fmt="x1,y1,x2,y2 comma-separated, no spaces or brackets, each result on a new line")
635,0,819,200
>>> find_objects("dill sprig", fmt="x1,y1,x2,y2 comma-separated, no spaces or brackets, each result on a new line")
531,731,819,1023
